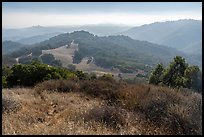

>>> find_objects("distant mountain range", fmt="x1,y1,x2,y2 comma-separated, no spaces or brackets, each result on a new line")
120,19,202,55
2,25,131,42
3,19,201,57
3,31,202,72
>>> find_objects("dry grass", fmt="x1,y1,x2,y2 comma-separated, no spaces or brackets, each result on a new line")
42,44,77,68
2,80,202,135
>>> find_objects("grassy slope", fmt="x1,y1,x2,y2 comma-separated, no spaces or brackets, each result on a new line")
41,43,121,77
2,80,202,135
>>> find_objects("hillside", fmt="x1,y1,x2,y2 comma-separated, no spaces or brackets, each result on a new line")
3,31,202,73
41,43,119,77
38,31,202,69
2,79,202,135
2,41,27,55
120,19,202,55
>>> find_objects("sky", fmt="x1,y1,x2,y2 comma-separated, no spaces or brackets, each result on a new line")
2,2,202,29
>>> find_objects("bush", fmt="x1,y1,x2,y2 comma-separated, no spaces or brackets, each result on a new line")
83,105,127,129
75,71,88,80
35,79,80,93
80,80,120,104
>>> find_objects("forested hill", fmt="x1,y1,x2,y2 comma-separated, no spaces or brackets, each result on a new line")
2,41,27,55
3,31,202,72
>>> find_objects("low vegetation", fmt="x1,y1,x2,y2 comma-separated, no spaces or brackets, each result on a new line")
2,79,202,134
2,56,202,135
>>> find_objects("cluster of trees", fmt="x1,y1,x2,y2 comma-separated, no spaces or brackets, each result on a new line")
72,51,83,64
2,61,114,88
2,61,76,87
16,53,62,68
149,56,202,92
40,54,62,67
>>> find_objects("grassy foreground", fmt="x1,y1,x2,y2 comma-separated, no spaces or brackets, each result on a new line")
2,79,202,135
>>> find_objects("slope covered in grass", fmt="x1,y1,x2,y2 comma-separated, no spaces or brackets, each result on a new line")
2,79,202,135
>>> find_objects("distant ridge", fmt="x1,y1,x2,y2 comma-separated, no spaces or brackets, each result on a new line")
120,19,202,55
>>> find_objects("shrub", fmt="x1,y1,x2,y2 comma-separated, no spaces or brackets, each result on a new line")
83,105,127,129
35,79,80,94
80,80,120,103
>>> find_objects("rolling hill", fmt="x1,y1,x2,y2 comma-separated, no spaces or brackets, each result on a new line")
2,41,27,55
3,31,202,74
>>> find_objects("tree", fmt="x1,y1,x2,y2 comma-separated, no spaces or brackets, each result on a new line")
184,66,202,91
73,51,83,64
149,63,164,85
162,56,188,88
51,59,62,67
41,54,55,65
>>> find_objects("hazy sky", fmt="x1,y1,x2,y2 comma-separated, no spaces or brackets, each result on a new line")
2,2,202,28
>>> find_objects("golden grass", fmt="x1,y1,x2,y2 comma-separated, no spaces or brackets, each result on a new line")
2,80,202,135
